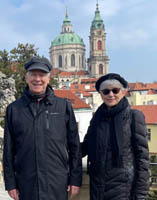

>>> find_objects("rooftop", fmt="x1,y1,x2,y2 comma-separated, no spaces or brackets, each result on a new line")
54,89,91,109
131,105,157,124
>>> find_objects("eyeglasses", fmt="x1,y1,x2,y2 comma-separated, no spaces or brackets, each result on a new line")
101,88,121,95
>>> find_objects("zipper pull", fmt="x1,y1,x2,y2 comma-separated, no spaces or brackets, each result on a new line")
45,110,49,129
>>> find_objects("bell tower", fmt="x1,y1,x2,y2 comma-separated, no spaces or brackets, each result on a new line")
88,1,109,77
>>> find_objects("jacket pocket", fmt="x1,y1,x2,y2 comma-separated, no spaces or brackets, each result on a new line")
47,112,67,140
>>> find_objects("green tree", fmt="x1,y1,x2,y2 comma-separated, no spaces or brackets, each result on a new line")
10,43,39,98
0,43,58,99
10,43,39,63
0,49,12,76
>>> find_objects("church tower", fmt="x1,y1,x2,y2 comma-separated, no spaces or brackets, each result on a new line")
49,9,86,72
88,2,109,77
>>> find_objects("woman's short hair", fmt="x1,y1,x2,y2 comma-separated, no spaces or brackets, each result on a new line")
96,73,128,92
99,79,124,91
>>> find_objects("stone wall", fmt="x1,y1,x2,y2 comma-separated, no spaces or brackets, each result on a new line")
0,71,16,114
0,126,3,186
0,71,16,186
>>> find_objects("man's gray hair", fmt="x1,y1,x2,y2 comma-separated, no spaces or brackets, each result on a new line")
26,71,51,77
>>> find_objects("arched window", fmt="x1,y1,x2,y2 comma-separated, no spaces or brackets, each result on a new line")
98,40,102,50
71,54,75,66
99,64,103,74
66,79,70,87
59,55,62,68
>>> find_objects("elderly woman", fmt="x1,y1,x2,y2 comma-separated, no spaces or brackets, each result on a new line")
82,73,149,200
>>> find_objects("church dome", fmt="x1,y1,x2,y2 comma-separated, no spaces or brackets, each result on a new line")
50,10,85,47
51,32,85,47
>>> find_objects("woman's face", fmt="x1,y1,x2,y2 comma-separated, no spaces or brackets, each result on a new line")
100,85,126,108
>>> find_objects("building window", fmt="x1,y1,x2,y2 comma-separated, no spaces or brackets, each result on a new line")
59,55,62,68
71,54,75,66
148,100,154,105
98,40,102,50
99,64,103,74
147,128,151,141
151,177,157,183
98,31,102,35
66,79,70,87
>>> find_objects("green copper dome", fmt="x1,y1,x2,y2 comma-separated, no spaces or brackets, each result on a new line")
51,10,85,47
51,33,85,47
91,3,104,29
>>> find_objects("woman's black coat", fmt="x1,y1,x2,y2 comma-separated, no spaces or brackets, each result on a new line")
82,100,149,200
3,87,82,200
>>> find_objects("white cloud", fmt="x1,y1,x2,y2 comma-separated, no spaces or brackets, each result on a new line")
0,0,157,82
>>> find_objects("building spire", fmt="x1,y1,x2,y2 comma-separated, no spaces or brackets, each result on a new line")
96,0,99,10
65,6,68,18
62,6,72,33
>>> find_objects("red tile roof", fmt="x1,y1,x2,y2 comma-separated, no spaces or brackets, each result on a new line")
81,78,98,84
70,83,96,92
131,105,157,124
54,90,91,109
129,82,157,91
58,71,74,77
51,68,60,76
58,70,87,77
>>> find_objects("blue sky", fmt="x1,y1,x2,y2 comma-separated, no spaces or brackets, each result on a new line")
0,0,156,83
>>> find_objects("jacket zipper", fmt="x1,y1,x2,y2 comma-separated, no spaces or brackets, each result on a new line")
45,110,49,130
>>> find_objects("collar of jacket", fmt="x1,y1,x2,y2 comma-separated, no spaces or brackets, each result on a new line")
22,85,55,106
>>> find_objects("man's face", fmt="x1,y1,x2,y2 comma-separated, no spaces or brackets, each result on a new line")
25,70,51,95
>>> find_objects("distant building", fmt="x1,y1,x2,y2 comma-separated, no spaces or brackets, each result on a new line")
50,2,109,80
131,105,157,194
128,82,157,105
69,80,102,112
54,89,93,142
88,3,109,77
49,9,86,72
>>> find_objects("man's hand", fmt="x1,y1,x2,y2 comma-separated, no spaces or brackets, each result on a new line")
67,185,80,199
8,189,18,200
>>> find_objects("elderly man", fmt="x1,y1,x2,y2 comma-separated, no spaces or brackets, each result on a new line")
3,56,82,200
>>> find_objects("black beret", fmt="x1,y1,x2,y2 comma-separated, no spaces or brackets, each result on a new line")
95,73,128,92
24,56,52,73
